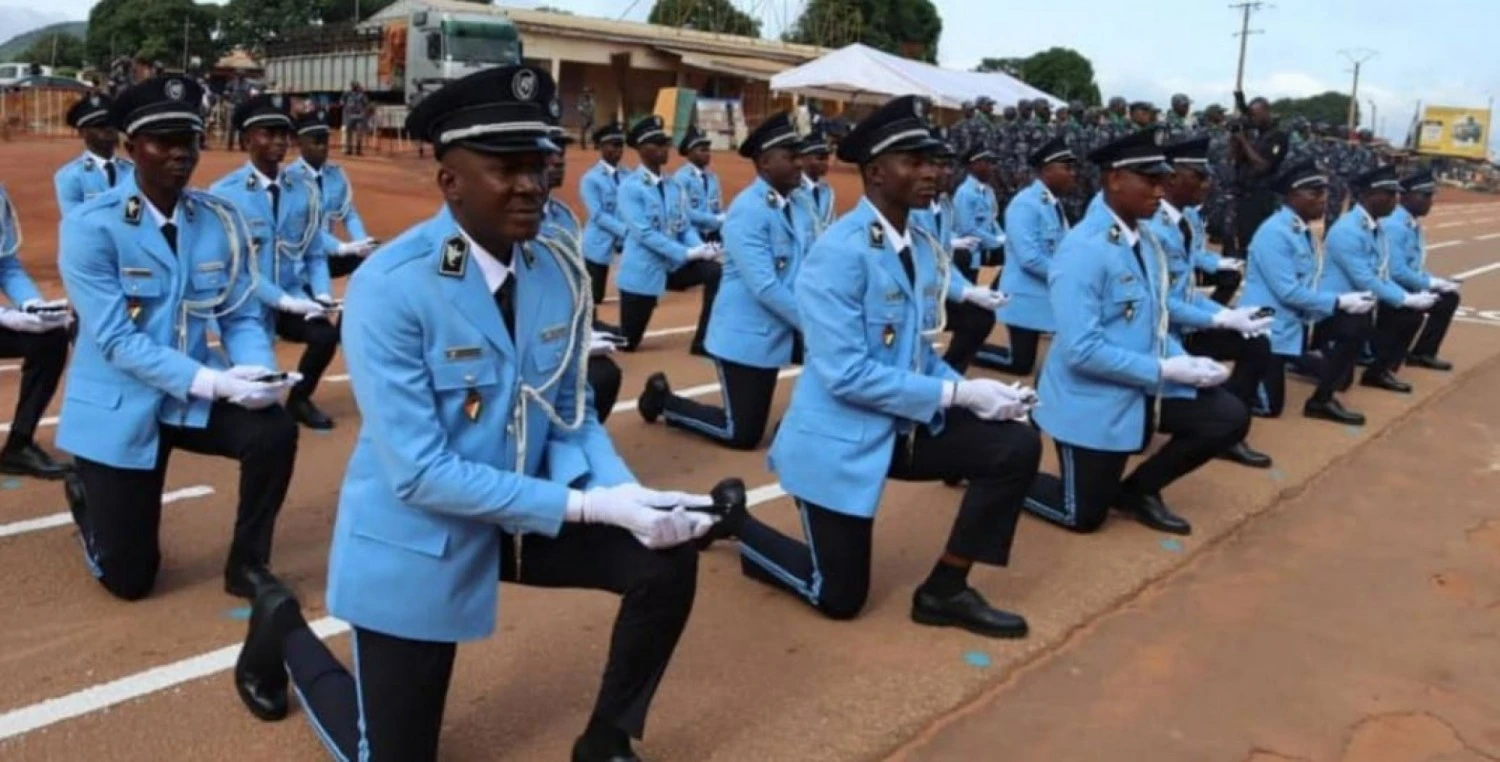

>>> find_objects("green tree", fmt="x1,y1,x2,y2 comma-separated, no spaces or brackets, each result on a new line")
85,0,221,70
19,33,88,69
978,47,1099,105
1269,91,1356,127
220,0,324,52
319,0,399,24
784,0,942,63
649,0,761,37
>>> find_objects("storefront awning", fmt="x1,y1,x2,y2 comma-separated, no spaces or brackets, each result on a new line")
653,46,793,81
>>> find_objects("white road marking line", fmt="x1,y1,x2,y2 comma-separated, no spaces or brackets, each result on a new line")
1427,240,1461,250
1455,316,1500,327
0,416,58,435
1450,261,1500,280
1472,232,1500,242
0,481,793,740
0,486,216,539
1436,221,1465,228
612,367,802,414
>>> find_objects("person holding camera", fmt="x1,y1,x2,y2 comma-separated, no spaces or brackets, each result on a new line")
1227,95,1289,258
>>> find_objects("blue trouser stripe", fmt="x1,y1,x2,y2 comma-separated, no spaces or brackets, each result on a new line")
662,359,736,441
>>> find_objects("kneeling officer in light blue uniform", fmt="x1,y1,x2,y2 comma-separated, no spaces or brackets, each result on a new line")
731,95,1043,638
637,111,809,450
57,76,299,603
231,65,721,762
1026,129,1251,538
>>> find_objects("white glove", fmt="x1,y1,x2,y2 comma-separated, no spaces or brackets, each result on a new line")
950,236,982,251
1429,277,1460,294
1402,291,1438,311
576,484,716,549
276,295,327,319
961,286,1007,310
20,298,72,326
314,293,340,311
198,369,280,409
336,238,377,257
714,213,727,225
1336,292,1377,315
686,244,718,262
0,308,50,334
1217,258,1245,273
947,378,1021,420
1211,307,1273,338
589,330,618,356
1160,355,1227,388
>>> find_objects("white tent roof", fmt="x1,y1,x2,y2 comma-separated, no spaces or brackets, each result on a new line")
770,43,1062,110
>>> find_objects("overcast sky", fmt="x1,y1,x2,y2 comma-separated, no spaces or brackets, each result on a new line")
4,0,1497,152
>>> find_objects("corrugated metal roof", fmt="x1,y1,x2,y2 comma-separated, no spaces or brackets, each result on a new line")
367,0,826,65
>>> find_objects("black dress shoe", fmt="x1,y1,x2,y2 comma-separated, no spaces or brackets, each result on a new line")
571,735,642,762
0,443,71,480
1216,441,1272,469
637,373,669,424
225,563,284,600
592,320,623,338
1360,370,1412,394
1303,398,1366,426
288,397,335,429
235,582,298,722
910,586,1028,639
1407,354,1453,371
1118,492,1192,535
695,478,748,549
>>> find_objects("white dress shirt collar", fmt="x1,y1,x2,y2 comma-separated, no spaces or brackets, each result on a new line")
85,150,115,168
143,196,178,228
457,226,514,292
861,198,914,252
1158,199,1184,226
1106,206,1142,248
296,157,322,178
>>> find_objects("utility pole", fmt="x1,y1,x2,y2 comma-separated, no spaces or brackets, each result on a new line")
1229,2,1267,95
1338,48,1376,135
182,15,190,71
1367,98,1377,134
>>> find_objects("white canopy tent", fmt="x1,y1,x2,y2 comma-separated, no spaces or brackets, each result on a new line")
769,43,1064,110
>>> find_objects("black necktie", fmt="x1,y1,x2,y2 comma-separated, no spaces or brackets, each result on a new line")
104,161,116,188
782,203,793,227
812,186,821,207
612,171,619,186
656,180,665,203
1053,202,1067,229
701,173,709,192
1130,241,1147,275
935,208,943,233
494,276,516,339
1177,216,1193,251
316,174,324,192
161,222,178,255
898,246,916,287
267,182,280,219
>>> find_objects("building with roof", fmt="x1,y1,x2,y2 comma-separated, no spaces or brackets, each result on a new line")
367,0,825,136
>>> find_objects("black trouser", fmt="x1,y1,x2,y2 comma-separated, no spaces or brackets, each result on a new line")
1310,312,1374,403
1183,331,1273,417
1206,268,1242,306
738,410,1041,619
973,325,1042,377
327,254,362,280
952,248,979,285
790,332,804,366
285,525,697,761
662,357,779,450
0,325,69,450
1411,290,1459,358
1231,187,1277,260
618,260,721,354
345,119,365,155
586,260,611,315
274,312,341,401
70,403,298,600
943,300,996,374
589,355,623,424
1025,386,1249,533
1368,304,1426,376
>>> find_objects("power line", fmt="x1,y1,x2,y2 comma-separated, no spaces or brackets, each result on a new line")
1229,2,1269,96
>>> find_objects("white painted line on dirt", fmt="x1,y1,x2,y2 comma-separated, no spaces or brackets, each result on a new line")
1435,221,1465,229
0,485,216,539
1426,240,1461,250
0,481,793,740
0,416,58,435
1450,261,1500,281
1471,232,1500,242
612,367,803,414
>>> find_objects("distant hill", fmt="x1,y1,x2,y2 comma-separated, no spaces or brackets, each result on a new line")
0,21,88,62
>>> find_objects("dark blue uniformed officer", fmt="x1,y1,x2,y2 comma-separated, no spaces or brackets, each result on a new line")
232,66,717,762
1026,129,1252,537
56,92,135,216
732,95,1043,638
1382,170,1460,371
57,76,299,602
636,111,809,449
282,109,376,280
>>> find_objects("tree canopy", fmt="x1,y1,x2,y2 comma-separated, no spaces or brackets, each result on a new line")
784,0,942,63
85,0,221,70
19,33,88,69
648,0,761,37
976,47,1100,105
1269,91,1356,127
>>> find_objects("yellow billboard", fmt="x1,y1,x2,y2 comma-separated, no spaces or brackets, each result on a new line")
1416,105,1490,159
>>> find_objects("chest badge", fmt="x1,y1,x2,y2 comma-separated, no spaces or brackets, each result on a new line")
1124,302,1136,321
126,299,143,322
882,324,896,347
463,387,483,422
123,196,142,226
869,222,885,249
439,236,468,278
